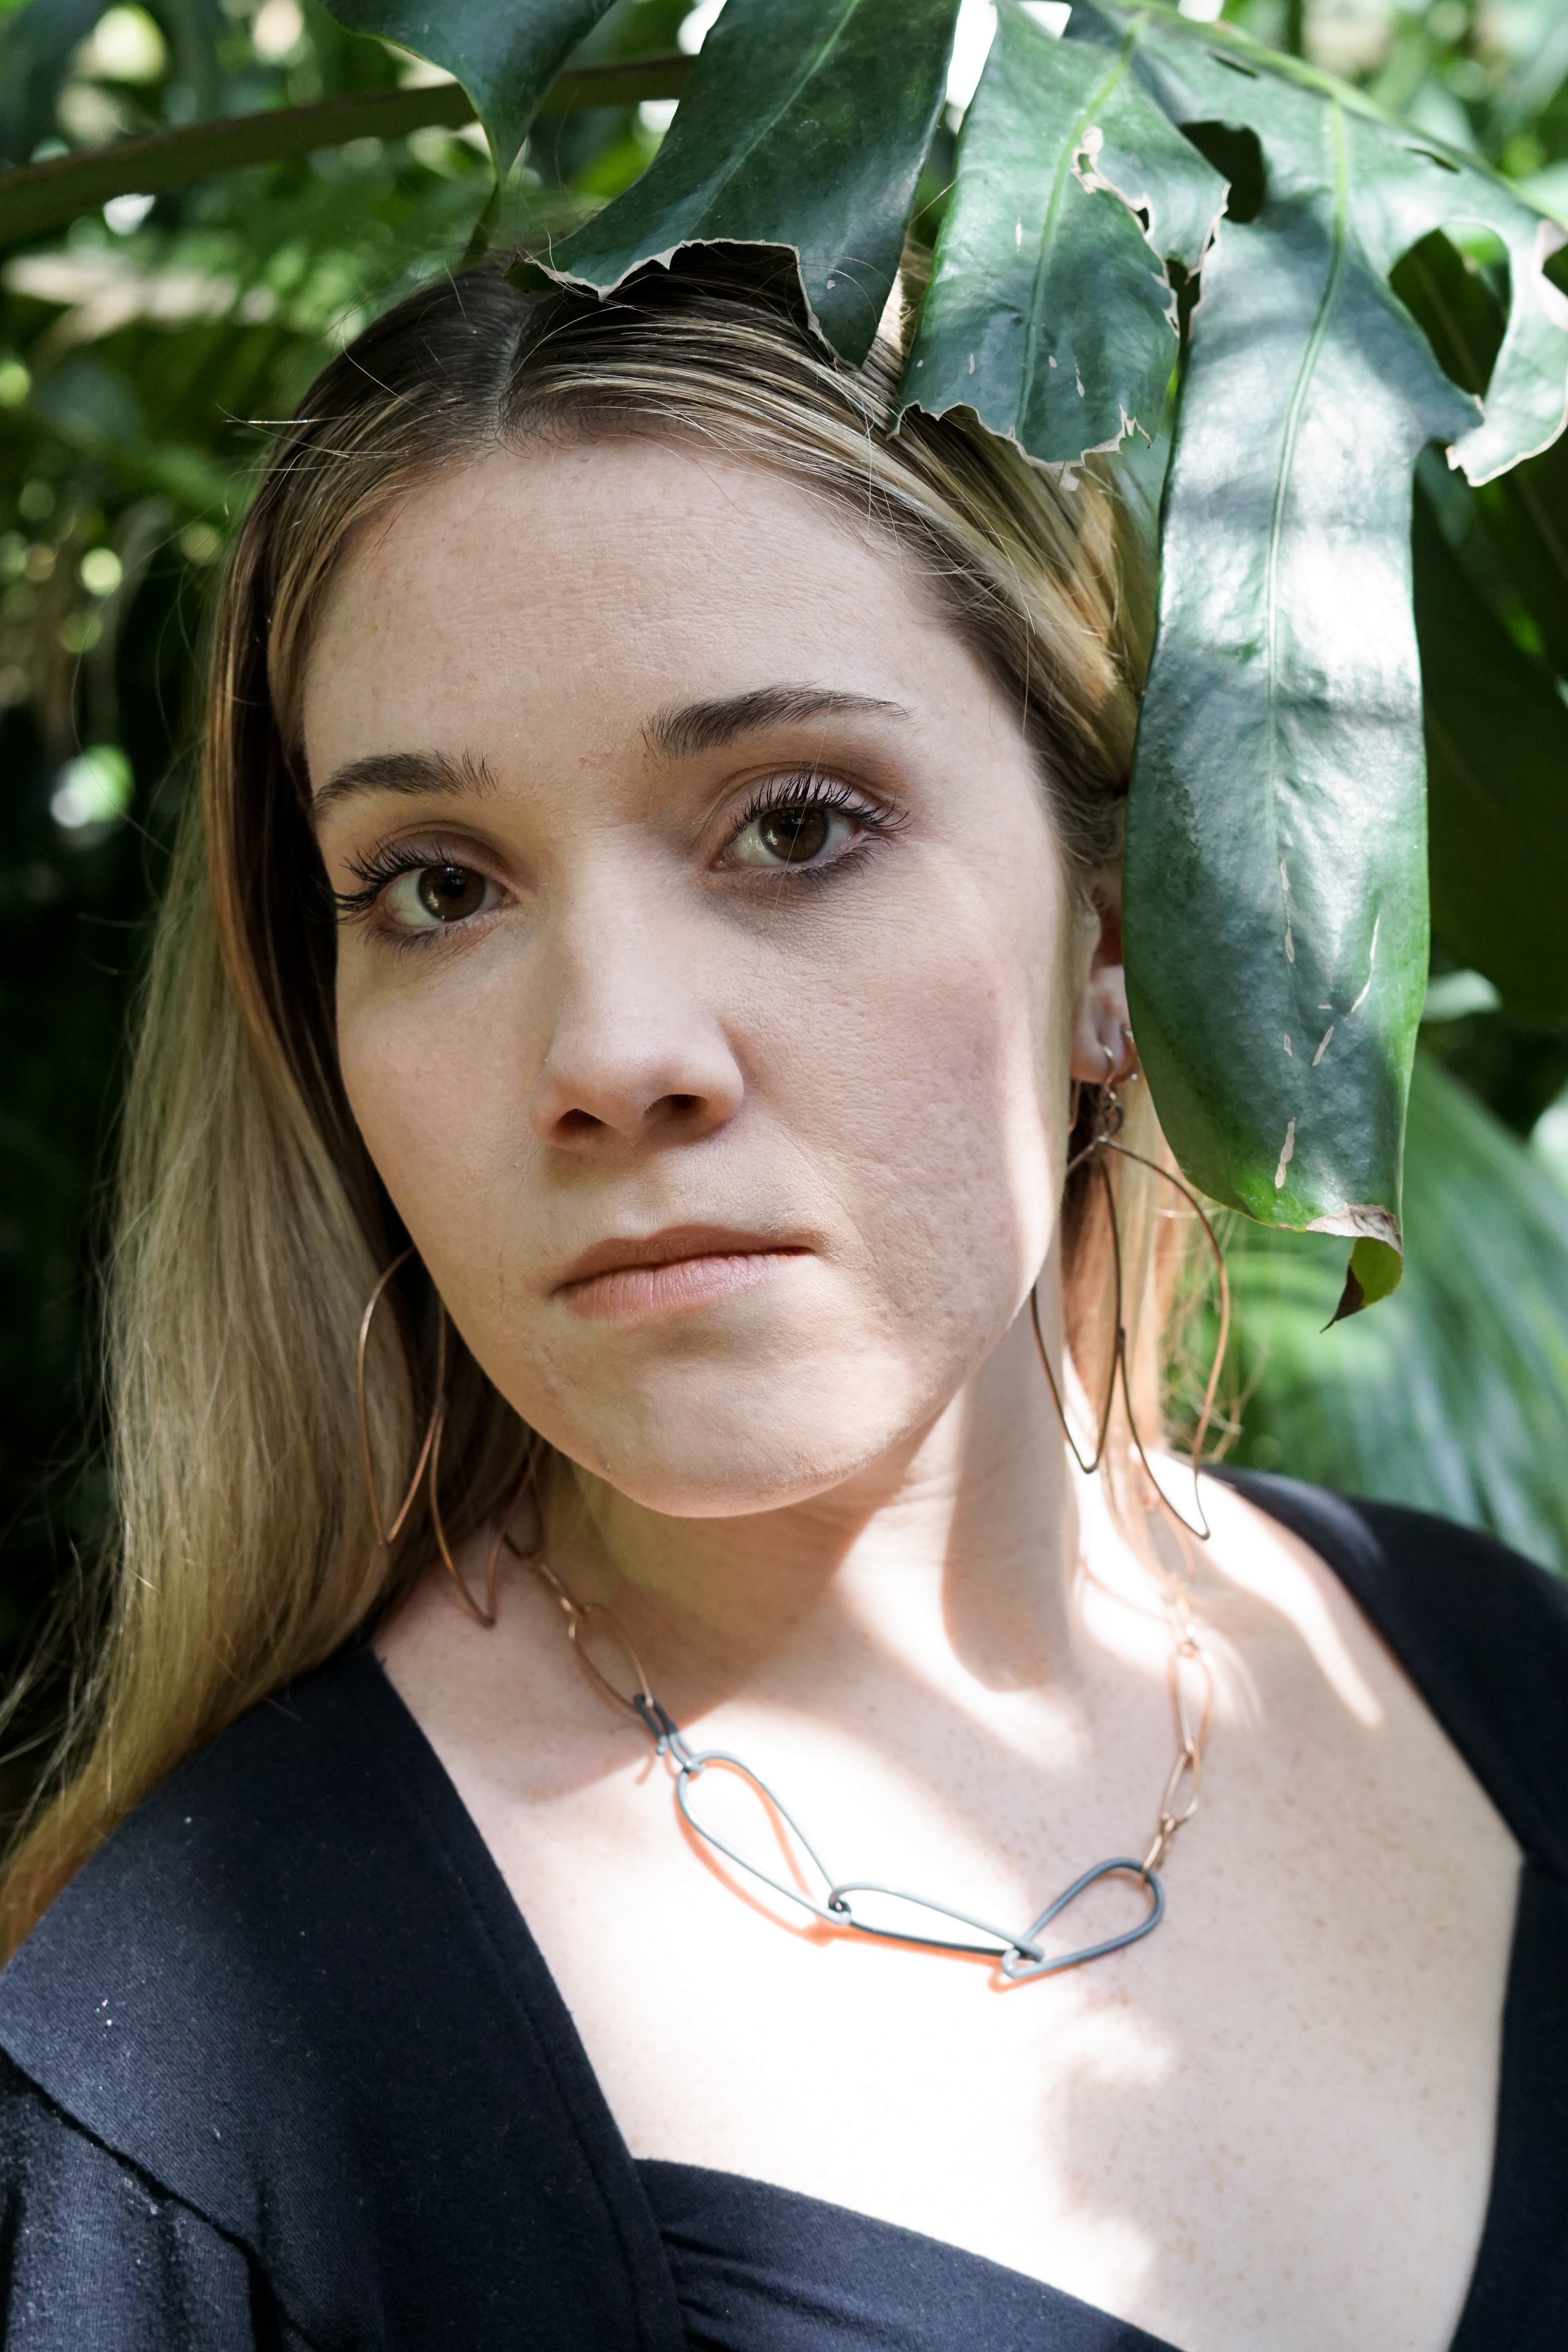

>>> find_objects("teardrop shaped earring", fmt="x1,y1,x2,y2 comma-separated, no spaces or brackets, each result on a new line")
355,1247,506,1626
1030,1049,1231,1543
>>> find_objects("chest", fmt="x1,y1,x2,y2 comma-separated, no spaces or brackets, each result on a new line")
436,1682,1518,2352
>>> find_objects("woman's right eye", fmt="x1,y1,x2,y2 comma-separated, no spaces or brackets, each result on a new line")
381,863,493,932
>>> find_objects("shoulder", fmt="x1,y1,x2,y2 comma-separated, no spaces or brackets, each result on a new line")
0,2047,301,2350
0,1645,685,2352
0,1645,428,2071
1219,1470,1568,1876
0,1650,422,2281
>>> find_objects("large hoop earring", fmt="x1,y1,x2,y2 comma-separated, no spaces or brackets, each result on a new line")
1031,1081,1231,1543
358,1248,438,1550
357,1248,508,1628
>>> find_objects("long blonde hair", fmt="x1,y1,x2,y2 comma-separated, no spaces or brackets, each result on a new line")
1,252,1186,1952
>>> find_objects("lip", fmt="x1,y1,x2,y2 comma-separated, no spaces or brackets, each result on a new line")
553,1224,810,1323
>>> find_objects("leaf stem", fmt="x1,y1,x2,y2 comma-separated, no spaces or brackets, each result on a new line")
0,53,691,250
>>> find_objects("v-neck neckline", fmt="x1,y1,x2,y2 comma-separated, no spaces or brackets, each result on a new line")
360,1473,1568,2349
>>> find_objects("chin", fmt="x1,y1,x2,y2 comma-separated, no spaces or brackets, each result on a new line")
518,1356,936,1520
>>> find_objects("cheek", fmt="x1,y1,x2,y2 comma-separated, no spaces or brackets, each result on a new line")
335,956,535,1246
790,903,1067,1352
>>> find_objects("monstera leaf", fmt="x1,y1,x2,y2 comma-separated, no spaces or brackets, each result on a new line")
546,0,963,364
1034,1,1568,1310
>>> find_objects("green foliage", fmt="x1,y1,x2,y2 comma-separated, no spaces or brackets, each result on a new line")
1226,1050,1568,1572
1414,462,1568,1024
0,0,103,174
1393,233,1568,1029
1053,3,1567,1305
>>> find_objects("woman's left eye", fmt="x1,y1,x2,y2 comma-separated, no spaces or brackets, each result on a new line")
381,862,495,930
724,791,873,872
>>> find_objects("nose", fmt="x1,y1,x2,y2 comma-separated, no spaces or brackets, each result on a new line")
527,900,745,1154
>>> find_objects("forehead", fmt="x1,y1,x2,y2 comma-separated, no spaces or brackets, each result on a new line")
300,438,998,781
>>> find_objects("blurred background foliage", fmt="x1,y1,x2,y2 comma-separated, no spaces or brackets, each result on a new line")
0,0,1566,1736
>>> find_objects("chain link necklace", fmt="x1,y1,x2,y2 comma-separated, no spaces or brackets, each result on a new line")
523,1546,1216,1983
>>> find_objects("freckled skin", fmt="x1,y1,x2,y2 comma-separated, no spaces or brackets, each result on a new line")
308,439,1518,2352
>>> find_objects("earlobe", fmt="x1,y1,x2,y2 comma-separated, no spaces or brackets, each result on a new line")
1069,990,1136,1086
1068,903,1135,1087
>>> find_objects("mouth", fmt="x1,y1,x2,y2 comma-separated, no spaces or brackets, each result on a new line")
553,1224,811,1323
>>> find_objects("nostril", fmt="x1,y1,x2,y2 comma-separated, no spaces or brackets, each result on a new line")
531,1050,742,1147
556,1107,606,1140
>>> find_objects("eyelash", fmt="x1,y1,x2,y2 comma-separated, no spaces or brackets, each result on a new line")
329,775,903,942
727,771,904,867
330,838,477,927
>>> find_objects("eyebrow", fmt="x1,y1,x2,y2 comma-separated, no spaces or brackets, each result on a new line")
311,746,497,822
311,688,909,820
646,686,909,761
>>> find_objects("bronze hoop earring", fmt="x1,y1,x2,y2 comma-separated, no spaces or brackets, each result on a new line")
356,1248,510,1628
1030,1086,1231,1543
358,1249,439,1550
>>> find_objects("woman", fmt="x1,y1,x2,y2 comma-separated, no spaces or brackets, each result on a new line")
0,255,1562,2352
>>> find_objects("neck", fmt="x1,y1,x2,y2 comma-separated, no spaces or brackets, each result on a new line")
545,1298,1108,1713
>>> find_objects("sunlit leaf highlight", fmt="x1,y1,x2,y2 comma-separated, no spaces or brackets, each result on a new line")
903,3,1225,459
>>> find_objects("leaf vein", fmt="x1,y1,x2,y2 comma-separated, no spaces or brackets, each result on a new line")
1019,33,1135,429
685,0,871,235
1263,96,1351,970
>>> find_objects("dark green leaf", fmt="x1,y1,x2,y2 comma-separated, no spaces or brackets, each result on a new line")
1414,473,1568,1024
1415,437,1552,666
1123,147,1471,1255
320,0,619,177
1388,228,1502,400
902,3,1225,461
546,0,963,365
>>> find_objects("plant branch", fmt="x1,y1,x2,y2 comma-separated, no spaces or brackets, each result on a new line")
0,53,691,250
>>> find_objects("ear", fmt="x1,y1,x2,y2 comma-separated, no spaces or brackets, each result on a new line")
1068,889,1135,1085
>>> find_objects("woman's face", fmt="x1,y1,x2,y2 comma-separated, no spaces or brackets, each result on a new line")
306,437,1102,1516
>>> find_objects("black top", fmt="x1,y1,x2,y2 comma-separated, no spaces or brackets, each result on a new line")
1,1473,1567,2350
